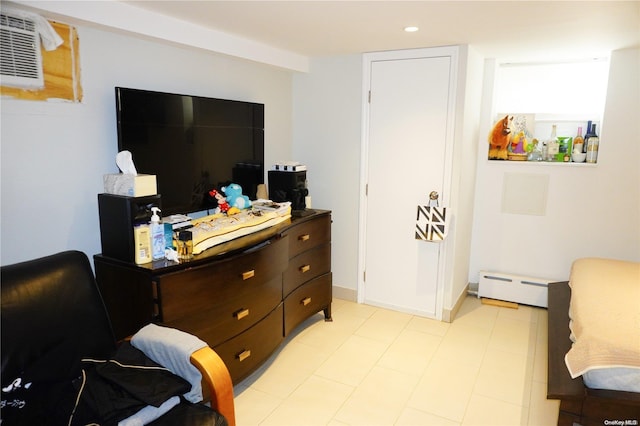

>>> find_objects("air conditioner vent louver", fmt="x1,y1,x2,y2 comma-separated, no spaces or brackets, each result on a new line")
1,13,36,32
0,12,44,89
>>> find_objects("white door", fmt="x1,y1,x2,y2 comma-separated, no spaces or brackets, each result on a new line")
360,48,456,319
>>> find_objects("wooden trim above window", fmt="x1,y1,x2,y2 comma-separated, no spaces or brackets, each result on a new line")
1,21,82,102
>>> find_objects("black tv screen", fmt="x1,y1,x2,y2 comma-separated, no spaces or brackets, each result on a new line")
115,87,264,216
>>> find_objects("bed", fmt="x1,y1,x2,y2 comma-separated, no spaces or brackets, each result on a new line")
547,258,640,425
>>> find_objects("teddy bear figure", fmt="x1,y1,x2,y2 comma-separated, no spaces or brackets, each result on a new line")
208,189,230,214
488,115,512,160
222,183,252,209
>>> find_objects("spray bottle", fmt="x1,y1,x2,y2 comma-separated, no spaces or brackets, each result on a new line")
150,207,165,260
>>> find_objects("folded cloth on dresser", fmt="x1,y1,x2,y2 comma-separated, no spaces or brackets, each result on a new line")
564,258,640,383
190,204,291,255
131,324,207,403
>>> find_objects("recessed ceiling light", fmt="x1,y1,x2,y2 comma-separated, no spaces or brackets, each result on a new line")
404,26,419,33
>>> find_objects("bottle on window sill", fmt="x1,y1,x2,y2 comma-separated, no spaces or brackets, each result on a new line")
546,124,558,162
583,121,594,153
573,126,584,156
586,124,599,163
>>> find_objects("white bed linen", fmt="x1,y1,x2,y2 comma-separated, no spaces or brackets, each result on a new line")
565,258,640,392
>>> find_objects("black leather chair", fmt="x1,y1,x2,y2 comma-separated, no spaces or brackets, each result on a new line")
1,250,235,425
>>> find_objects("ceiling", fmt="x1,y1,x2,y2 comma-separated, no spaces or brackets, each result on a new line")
121,1,640,62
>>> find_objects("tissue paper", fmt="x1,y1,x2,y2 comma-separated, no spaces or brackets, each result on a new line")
116,150,138,175
103,150,157,197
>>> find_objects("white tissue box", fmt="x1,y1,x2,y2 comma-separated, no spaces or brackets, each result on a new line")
103,174,157,197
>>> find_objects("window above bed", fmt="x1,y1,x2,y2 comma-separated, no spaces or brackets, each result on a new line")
490,58,610,164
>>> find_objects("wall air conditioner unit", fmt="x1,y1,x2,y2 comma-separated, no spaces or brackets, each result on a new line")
478,271,553,308
0,11,44,89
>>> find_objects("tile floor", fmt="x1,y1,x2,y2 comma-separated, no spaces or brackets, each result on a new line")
233,296,560,425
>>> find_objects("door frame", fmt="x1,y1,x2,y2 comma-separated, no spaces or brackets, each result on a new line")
357,46,459,319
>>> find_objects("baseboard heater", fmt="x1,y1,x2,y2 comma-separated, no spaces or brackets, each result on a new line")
478,271,552,308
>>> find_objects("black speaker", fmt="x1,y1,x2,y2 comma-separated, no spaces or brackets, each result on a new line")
268,170,308,211
98,193,161,262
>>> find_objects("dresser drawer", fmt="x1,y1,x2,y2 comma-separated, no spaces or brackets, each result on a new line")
284,273,332,336
283,243,330,296
214,303,284,384
158,236,288,323
161,274,282,347
282,214,331,259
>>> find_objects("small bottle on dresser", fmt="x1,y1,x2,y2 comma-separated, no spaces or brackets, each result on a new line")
150,207,165,260
134,224,152,264
177,230,193,260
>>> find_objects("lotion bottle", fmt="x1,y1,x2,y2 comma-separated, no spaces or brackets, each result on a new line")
150,207,165,260
134,224,152,264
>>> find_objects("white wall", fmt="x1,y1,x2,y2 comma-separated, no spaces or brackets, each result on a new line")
1,25,293,266
468,48,640,283
292,47,485,313
443,46,484,310
292,55,363,294
2,12,636,308
291,47,640,304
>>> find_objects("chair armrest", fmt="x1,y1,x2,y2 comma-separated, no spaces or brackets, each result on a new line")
191,346,236,426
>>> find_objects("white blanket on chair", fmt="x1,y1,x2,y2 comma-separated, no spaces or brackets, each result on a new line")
131,324,207,403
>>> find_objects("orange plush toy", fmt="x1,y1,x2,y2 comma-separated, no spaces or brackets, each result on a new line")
488,115,512,160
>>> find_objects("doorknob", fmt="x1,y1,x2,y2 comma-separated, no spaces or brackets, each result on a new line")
429,191,439,207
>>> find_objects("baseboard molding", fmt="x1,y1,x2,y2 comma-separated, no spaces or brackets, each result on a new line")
332,284,357,302
333,283,470,321
442,283,469,323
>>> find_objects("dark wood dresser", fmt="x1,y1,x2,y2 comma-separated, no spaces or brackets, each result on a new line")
94,209,332,383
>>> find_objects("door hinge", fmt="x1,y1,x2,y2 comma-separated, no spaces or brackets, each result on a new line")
363,270,366,281
368,90,371,103
365,183,368,196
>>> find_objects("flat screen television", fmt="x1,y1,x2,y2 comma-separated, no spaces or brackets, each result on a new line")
115,87,264,216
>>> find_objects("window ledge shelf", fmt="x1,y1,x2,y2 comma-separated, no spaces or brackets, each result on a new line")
487,160,598,167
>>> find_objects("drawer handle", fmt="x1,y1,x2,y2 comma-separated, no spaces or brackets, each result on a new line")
300,264,311,273
234,308,250,320
237,350,251,362
298,234,310,242
242,270,255,280
301,297,312,306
